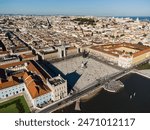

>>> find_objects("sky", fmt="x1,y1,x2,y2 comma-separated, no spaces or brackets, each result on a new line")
0,0,150,16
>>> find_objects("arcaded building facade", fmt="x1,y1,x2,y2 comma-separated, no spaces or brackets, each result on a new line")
89,43,150,68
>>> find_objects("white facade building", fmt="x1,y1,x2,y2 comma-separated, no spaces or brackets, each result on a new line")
47,75,68,101
0,60,68,108
0,82,26,99
118,55,133,68
34,92,52,106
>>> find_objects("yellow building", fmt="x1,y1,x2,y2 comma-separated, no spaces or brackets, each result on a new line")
89,43,150,68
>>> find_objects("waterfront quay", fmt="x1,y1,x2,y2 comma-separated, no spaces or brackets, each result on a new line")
37,69,128,113
56,72,150,113
37,52,145,113
39,59,150,113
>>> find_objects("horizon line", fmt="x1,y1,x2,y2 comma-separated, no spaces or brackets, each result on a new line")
0,13,150,17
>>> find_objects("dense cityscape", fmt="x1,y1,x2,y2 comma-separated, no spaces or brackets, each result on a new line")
0,14,150,113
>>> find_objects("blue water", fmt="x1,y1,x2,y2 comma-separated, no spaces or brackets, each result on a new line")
115,16,150,22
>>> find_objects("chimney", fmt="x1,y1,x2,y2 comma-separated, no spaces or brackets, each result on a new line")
46,78,51,87
24,62,28,67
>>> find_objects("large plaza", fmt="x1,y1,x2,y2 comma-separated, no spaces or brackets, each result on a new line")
53,56,120,90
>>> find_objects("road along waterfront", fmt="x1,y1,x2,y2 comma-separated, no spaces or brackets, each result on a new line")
55,71,150,113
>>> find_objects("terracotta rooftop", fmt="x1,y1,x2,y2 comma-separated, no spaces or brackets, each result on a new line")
0,51,9,55
23,72,51,99
20,53,36,59
90,43,150,58
26,61,52,82
0,76,21,90
133,48,150,57
0,61,26,69
0,60,52,97
0,60,52,81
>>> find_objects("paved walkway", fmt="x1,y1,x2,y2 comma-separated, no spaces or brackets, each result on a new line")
138,69,150,77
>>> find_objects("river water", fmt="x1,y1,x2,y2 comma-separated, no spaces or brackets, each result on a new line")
55,73,150,113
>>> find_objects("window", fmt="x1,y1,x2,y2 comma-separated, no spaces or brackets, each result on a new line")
16,91,18,94
6,94,8,97
22,88,25,91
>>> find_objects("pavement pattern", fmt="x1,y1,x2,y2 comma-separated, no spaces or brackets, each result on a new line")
53,56,120,90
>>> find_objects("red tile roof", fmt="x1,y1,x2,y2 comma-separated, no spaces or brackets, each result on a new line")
0,76,20,90
20,53,36,59
23,72,51,99
0,60,52,98
0,61,26,69
90,43,150,58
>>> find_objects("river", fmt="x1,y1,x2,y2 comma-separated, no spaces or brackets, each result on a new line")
55,73,150,113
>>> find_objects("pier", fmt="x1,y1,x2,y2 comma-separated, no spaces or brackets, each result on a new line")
103,80,124,93
75,99,81,111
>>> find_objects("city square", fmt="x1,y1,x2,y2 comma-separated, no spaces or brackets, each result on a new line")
53,56,120,90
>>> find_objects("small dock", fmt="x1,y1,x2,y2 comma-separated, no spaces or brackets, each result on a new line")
104,80,124,93
75,99,81,111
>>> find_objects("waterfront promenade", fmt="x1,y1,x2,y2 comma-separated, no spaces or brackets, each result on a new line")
37,69,127,113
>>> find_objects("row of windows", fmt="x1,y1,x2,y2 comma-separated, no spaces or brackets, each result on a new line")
8,66,25,70
55,86,66,92
55,91,67,96
36,100,51,106
1,86,24,94
0,88,25,98
36,98,50,103
36,95,51,102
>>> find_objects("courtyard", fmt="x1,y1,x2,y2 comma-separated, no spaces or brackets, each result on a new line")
0,96,30,113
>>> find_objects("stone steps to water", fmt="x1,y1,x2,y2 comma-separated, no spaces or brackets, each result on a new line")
103,80,124,93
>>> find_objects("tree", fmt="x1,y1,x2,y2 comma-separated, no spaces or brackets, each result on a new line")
5,31,12,39
138,42,143,45
16,28,20,32
129,52,133,56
